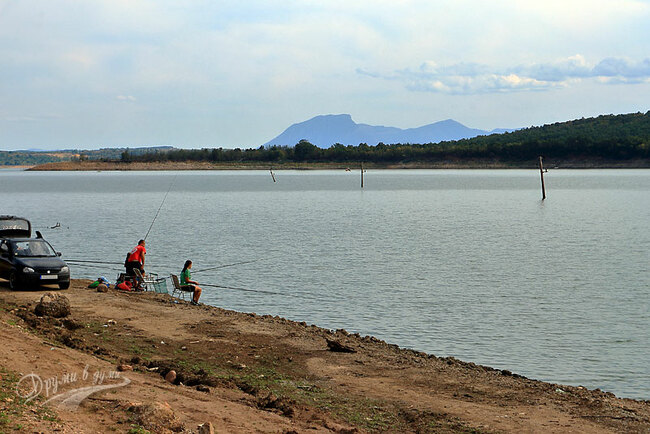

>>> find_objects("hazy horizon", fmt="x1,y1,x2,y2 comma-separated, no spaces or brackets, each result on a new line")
4,114,516,151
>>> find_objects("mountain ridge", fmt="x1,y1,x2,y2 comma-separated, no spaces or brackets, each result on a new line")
264,114,514,148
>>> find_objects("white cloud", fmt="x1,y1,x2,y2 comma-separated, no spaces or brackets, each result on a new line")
361,56,650,95
0,1,649,148
4,116,38,122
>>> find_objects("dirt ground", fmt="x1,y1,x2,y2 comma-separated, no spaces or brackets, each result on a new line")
0,280,648,433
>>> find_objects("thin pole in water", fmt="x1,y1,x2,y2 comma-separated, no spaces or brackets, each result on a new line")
539,156,546,200
360,162,364,188
270,168,276,182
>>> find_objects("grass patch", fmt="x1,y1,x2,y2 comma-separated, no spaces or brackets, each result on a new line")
0,367,59,432
224,363,400,431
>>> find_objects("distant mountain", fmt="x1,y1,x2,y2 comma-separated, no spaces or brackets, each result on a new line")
264,114,514,148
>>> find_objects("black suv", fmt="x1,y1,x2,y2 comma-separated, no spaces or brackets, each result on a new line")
0,216,70,290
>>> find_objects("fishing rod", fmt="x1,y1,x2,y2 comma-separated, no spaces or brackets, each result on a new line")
68,258,179,270
66,259,125,266
192,259,263,275
68,261,333,302
143,174,177,241
66,258,261,273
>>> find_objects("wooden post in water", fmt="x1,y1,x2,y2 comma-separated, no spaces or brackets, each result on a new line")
270,167,276,183
360,162,364,189
538,156,546,200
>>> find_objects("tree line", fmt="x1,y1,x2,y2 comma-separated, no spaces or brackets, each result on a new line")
121,112,650,164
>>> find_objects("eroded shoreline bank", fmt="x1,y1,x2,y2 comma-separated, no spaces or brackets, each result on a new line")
1,279,649,433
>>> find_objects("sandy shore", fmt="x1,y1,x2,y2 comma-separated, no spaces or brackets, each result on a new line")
27,160,522,171
0,165,35,170
25,159,650,171
0,279,648,433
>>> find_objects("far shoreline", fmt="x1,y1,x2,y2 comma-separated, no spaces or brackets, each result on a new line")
22,158,650,171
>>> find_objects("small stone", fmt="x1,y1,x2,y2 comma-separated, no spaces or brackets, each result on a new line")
197,422,214,434
326,338,356,353
129,401,184,432
96,284,108,293
34,293,71,318
117,364,133,372
181,346,187,351
165,370,177,383
196,385,210,393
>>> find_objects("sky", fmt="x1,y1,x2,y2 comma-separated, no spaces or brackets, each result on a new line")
1,0,649,150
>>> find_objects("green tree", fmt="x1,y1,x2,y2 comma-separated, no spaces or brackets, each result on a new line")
294,140,320,161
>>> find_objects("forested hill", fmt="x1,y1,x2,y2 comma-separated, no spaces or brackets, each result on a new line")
123,111,649,164
444,111,650,160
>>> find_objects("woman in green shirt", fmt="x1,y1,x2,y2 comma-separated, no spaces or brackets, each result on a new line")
180,260,202,305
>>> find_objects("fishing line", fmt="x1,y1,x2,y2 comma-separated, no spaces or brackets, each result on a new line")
192,259,263,275
143,174,177,241
201,282,335,303
67,262,335,303
68,263,124,273
201,283,284,296
66,259,124,266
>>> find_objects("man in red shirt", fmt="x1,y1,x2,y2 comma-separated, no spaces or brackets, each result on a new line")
125,239,146,277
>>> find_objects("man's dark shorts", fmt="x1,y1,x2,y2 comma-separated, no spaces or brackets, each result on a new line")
125,261,143,276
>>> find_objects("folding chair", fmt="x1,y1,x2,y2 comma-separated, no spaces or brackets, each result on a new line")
152,277,168,294
133,269,147,291
170,274,194,301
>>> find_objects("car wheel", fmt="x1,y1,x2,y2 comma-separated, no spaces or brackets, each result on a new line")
9,271,22,290
59,282,70,290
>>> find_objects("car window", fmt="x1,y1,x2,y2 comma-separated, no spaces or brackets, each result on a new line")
13,240,57,257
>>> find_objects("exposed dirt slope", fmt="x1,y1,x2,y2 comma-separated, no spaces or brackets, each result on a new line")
1,281,648,433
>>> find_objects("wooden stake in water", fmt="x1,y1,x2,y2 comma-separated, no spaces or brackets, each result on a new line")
360,162,364,188
270,168,276,183
539,156,546,200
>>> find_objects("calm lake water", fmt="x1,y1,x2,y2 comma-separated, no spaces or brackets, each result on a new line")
1,169,648,399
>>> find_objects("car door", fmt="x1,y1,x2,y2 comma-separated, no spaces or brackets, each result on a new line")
0,240,11,279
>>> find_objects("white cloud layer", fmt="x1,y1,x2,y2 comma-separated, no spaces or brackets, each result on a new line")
0,1,649,148
359,56,650,95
